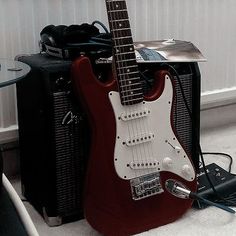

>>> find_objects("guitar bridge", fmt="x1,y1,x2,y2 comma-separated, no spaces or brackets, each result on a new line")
130,173,164,200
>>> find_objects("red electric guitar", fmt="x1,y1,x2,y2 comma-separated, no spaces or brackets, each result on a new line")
71,0,197,235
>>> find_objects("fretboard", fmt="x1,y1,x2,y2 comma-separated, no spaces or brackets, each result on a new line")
105,0,143,106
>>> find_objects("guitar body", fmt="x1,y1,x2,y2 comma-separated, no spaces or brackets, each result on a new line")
71,56,197,236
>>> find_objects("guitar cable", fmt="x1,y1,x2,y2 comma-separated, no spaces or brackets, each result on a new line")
166,181,235,214
163,63,236,213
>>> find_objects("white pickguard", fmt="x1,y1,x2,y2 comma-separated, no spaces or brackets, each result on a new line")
109,75,195,182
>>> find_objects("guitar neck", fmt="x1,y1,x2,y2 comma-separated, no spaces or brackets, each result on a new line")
105,0,143,105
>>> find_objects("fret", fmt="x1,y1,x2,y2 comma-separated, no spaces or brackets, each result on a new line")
114,43,133,48
115,51,134,56
113,36,132,40
110,19,129,23
116,60,137,69
116,58,136,63
118,71,139,76
119,87,142,95
111,27,130,32
118,78,141,85
122,97,144,105
117,70,139,75
106,0,143,105
120,82,142,88
116,57,136,64
120,87,142,94
121,93,143,99
108,9,127,13
117,65,138,70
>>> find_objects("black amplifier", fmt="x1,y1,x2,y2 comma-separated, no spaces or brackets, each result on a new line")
194,163,236,209
16,54,90,226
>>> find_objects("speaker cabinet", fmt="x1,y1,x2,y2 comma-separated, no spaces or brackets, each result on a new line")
16,54,89,226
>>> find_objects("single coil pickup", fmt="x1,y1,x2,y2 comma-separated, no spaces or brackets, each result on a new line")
130,160,159,169
126,133,154,146
120,109,150,121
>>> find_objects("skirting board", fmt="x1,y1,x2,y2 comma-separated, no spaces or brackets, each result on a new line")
0,125,18,144
200,87,236,130
0,88,236,143
200,103,236,130
201,87,236,110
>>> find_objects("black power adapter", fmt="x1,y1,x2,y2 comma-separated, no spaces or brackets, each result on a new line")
194,163,236,209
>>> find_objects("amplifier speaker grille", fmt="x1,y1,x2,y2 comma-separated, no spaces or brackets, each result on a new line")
16,54,89,226
173,73,193,158
52,91,86,216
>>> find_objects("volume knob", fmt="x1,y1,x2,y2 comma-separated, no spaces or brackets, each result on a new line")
182,165,192,176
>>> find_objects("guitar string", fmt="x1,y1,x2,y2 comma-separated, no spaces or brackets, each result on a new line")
116,1,148,177
114,1,142,177
111,0,144,177
115,0,152,177
116,1,152,176
113,1,149,177
107,0,137,177
108,0,156,177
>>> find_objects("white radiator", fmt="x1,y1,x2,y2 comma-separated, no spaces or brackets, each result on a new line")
0,0,236,141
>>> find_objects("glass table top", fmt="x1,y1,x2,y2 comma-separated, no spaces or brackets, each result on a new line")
0,59,31,88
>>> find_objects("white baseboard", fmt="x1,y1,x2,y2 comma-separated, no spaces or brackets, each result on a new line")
201,87,236,110
200,103,236,130
0,125,18,144
200,87,236,130
0,88,236,143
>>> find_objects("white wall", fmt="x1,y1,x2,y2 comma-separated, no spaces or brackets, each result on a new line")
0,0,236,141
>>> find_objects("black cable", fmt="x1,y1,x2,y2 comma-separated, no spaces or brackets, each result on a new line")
92,20,109,34
202,152,233,173
189,192,235,214
164,63,236,207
